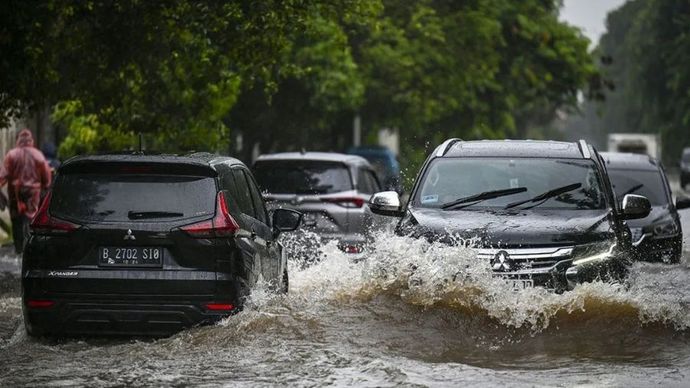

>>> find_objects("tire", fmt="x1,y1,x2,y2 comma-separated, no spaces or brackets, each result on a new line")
281,269,289,294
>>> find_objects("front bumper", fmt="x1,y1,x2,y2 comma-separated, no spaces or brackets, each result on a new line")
631,233,682,263
476,245,628,292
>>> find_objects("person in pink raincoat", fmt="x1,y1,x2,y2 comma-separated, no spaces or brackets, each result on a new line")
0,129,52,253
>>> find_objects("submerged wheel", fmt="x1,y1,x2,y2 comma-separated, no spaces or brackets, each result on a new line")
281,269,289,294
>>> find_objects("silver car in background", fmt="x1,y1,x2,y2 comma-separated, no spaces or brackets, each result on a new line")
253,152,381,254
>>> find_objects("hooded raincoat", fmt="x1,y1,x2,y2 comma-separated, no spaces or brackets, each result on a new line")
0,130,52,219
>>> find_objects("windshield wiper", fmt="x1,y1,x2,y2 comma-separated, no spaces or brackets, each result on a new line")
128,211,184,220
504,183,582,209
441,187,527,210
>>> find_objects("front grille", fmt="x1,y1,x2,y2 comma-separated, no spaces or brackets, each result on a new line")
475,246,573,271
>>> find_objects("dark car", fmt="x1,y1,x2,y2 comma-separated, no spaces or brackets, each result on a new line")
368,139,651,292
22,153,301,337
346,146,402,193
602,152,690,263
681,147,690,189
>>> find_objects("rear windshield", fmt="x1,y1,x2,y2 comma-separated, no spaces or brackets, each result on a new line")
51,174,216,222
254,161,352,194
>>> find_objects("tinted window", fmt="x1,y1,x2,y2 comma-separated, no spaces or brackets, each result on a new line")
244,170,267,223
51,174,216,222
232,169,256,216
608,168,668,206
416,158,606,210
254,161,352,194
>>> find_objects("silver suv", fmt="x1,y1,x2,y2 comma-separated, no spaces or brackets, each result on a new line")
253,152,381,254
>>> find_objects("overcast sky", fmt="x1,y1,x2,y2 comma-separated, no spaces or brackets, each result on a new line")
560,0,628,47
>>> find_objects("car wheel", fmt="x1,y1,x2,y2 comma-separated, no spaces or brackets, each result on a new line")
281,269,289,294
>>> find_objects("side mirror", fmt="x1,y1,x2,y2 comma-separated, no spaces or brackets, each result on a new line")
369,191,404,217
621,194,651,220
676,195,690,210
272,208,302,233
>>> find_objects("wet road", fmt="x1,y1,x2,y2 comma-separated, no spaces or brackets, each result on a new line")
1,186,689,386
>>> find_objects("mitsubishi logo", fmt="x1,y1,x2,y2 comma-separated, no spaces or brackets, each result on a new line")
491,250,513,272
124,229,136,241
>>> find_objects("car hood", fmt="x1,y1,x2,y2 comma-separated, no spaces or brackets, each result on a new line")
399,207,615,247
624,205,672,229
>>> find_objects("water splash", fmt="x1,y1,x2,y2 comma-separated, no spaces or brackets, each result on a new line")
267,231,690,332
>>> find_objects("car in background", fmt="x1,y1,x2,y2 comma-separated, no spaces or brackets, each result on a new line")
368,139,651,292
681,147,690,189
253,152,381,255
346,146,402,193
602,152,690,263
23,153,301,337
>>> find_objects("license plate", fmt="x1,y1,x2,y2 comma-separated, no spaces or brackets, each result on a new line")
99,247,163,267
507,279,534,290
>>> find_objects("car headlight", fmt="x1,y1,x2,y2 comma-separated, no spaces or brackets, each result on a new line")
652,220,679,238
572,243,617,266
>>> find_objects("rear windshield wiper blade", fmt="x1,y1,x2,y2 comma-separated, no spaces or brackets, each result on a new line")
127,211,184,219
505,183,582,209
441,187,527,210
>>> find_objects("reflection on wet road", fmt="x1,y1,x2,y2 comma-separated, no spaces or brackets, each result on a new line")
1,184,689,386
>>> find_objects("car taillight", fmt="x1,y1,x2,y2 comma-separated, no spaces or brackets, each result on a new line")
181,192,239,238
322,197,365,208
26,299,55,309
339,244,363,254
30,192,80,234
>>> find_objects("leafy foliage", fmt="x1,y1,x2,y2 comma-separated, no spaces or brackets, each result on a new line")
2,0,596,167
593,0,690,162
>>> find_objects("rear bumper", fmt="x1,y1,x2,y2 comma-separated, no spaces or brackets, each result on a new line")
22,294,238,337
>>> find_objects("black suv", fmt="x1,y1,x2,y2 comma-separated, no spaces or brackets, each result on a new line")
22,153,301,337
369,140,651,292
602,152,690,263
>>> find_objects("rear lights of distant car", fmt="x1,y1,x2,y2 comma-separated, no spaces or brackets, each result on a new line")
181,191,239,238
30,192,81,235
322,197,365,208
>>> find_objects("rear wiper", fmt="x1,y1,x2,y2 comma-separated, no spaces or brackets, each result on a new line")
505,183,582,209
441,187,527,210
127,211,184,219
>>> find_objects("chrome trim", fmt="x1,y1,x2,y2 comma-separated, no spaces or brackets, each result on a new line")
475,247,573,259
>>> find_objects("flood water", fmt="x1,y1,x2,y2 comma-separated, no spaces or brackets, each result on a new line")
1,190,690,386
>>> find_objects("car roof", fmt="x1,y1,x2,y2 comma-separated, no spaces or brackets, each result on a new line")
442,140,587,159
600,152,660,171
255,152,371,166
61,152,245,170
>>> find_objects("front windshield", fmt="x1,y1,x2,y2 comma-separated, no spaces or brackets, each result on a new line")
607,168,668,206
415,158,606,210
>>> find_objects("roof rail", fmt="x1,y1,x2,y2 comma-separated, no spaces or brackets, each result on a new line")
435,138,462,157
577,139,591,159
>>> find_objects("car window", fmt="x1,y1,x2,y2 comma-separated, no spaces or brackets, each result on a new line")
357,169,380,194
243,170,268,223
607,168,668,206
416,158,606,210
254,160,353,194
51,174,216,222
232,169,256,217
